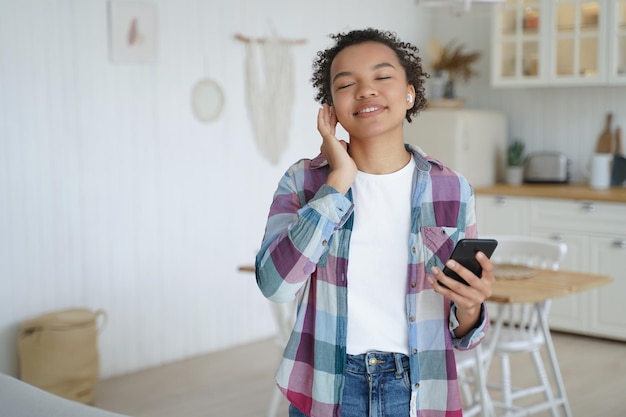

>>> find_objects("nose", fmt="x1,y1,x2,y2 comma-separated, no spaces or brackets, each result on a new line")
355,82,377,99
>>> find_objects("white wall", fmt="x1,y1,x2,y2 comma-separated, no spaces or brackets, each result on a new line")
428,5,626,183
0,0,430,378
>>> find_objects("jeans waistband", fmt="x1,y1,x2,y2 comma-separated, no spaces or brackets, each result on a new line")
346,351,410,375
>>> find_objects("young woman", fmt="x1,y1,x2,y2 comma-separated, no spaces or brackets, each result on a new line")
255,28,495,417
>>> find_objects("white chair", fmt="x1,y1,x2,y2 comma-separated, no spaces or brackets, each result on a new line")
490,235,568,417
456,343,495,417
455,235,568,417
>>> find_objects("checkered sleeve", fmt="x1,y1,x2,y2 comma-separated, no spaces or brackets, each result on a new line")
255,162,353,303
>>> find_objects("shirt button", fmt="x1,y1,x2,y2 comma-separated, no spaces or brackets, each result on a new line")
415,383,420,388
409,316,415,322
412,349,418,354
322,240,328,246
411,247,416,253
411,282,416,288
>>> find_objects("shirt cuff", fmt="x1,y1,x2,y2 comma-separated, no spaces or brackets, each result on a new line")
450,302,488,349
307,184,353,226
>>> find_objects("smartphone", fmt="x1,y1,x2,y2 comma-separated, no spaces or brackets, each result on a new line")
441,238,498,286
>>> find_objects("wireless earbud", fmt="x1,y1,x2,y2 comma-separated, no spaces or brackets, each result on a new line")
407,94,413,102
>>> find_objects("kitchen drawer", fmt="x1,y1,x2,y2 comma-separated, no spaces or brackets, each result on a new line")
530,200,626,236
475,195,530,235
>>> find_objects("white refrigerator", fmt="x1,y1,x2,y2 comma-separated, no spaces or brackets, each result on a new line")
403,109,508,188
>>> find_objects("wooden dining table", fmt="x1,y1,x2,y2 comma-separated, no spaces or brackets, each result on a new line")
480,268,613,417
239,264,613,417
489,268,612,304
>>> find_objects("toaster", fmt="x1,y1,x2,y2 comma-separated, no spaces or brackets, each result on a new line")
523,152,570,183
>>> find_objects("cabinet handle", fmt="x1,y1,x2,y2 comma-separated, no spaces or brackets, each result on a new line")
550,233,565,242
612,240,626,249
495,196,507,206
581,202,595,212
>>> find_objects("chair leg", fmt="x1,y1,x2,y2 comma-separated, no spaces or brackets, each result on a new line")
267,386,282,417
500,353,514,414
457,367,476,409
530,350,559,417
474,346,496,417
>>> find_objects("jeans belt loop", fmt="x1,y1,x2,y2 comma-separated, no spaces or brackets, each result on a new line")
394,353,404,378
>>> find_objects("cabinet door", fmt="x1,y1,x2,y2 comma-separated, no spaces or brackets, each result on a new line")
492,0,620,86
475,195,529,235
492,0,547,86
588,236,626,340
608,0,626,83
550,0,607,84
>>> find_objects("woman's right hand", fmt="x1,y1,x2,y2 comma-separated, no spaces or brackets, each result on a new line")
317,104,357,194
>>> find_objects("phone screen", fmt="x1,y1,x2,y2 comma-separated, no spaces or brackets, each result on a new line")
441,238,498,286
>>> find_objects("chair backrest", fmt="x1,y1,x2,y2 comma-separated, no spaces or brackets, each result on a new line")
484,235,568,333
487,235,567,271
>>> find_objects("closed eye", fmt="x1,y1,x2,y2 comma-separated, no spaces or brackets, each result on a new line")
337,83,355,90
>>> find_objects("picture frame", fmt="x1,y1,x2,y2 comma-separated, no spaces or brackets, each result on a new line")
108,1,157,63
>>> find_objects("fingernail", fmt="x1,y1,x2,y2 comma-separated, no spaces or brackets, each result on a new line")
447,260,456,268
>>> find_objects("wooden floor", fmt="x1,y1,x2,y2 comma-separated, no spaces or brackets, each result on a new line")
95,332,626,417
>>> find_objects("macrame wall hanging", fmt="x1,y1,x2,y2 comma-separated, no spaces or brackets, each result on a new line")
235,31,306,165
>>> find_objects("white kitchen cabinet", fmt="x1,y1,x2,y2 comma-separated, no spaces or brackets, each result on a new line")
550,0,606,84
608,0,626,83
492,0,626,86
475,195,530,235
491,0,547,86
589,235,626,337
530,199,626,340
476,194,626,341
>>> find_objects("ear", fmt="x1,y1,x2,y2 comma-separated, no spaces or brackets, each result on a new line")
406,85,416,110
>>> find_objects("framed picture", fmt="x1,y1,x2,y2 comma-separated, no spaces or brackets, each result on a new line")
108,1,157,63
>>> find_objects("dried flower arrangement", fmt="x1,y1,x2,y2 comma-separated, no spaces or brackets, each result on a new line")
427,37,481,83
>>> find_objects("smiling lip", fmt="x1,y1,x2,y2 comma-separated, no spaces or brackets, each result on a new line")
354,105,385,116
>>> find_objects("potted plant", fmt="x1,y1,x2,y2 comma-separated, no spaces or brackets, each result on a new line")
506,139,526,186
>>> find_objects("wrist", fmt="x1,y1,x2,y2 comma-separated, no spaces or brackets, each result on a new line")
455,305,480,323
327,170,354,195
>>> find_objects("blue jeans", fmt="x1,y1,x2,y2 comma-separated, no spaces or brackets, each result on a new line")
289,351,411,417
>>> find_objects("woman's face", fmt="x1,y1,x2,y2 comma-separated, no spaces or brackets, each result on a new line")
329,41,414,140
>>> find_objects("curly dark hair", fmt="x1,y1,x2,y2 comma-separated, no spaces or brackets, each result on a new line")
311,28,429,123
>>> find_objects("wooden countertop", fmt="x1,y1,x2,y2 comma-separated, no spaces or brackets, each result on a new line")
475,183,626,203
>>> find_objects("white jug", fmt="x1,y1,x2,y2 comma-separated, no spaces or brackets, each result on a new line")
587,153,613,189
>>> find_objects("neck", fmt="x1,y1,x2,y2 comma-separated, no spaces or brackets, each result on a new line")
349,132,411,174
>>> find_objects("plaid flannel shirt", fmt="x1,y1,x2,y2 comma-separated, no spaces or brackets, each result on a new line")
255,145,488,417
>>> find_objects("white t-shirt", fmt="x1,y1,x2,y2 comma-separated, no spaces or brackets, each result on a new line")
346,158,414,355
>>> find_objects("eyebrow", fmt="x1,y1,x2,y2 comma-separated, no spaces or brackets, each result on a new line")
332,62,397,84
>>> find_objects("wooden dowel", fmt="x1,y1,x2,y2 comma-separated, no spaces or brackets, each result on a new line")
234,33,307,45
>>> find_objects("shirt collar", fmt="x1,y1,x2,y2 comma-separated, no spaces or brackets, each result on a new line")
309,143,442,172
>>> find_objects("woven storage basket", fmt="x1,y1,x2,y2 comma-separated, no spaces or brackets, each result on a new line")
17,308,107,404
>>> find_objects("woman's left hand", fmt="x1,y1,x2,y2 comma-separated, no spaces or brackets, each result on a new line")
429,251,495,333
